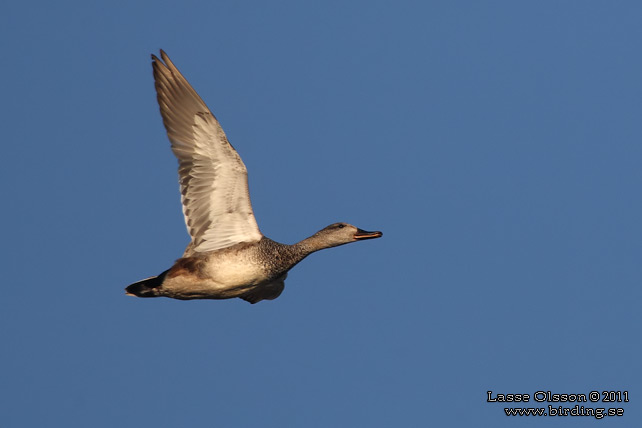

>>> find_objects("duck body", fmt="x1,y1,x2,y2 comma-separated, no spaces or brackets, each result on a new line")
129,238,302,302
125,51,382,304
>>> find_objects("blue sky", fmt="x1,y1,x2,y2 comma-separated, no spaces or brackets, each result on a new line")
1,1,640,426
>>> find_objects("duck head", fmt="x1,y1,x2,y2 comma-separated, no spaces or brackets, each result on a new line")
311,222,383,249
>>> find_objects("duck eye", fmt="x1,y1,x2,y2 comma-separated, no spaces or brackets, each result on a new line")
337,224,345,229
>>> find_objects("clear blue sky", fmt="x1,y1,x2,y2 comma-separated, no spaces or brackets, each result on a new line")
1,1,640,426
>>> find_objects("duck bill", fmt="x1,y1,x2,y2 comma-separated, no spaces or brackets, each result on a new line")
354,228,383,240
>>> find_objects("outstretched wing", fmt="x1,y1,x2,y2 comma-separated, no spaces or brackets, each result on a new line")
151,50,262,252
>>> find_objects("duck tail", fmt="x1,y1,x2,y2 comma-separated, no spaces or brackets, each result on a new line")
125,270,169,297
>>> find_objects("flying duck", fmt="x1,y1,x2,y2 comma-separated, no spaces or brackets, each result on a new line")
125,50,382,303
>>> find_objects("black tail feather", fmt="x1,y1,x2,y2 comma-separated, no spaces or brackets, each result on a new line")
125,270,169,297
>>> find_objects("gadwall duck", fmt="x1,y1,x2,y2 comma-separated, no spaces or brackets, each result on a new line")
125,50,382,304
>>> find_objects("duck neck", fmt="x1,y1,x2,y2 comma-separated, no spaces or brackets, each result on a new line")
292,233,337,256
260,234,341,276
258,237,316,273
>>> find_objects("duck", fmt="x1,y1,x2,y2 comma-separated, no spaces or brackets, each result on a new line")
125,50,382,304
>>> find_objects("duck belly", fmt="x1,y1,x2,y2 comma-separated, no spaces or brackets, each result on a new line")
205,257,267,288
161,255,270,300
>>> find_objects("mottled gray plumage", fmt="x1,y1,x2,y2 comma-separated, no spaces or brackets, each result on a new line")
126,51,382,304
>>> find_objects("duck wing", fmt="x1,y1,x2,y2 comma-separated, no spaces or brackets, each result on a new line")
240,275,287,304
151,50,262,252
